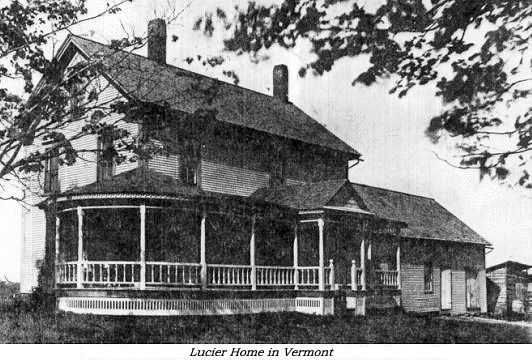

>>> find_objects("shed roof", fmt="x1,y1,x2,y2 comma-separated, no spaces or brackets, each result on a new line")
62,35,359,157
486,261,531,273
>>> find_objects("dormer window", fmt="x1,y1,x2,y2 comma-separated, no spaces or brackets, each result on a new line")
180,139,200,186
44,148,60,193
97,132,115,182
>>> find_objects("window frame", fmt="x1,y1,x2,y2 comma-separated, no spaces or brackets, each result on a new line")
424,262,433,293
44,148,60,193
179,138,200,186
96,133,115,183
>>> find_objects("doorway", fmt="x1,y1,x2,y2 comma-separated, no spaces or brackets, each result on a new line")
441,269,452,310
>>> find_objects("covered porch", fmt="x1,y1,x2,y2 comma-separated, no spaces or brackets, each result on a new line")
51,175,404,315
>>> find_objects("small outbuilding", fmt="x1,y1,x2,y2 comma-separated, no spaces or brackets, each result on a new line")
486,261,531,316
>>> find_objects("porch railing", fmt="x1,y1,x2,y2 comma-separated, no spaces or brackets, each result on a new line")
55,261,77,284
208,264,252,286
56,261,335,290
146,262,201,286
374,269,398,287
82,261,140,285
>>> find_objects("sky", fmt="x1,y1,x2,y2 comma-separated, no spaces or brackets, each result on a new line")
0,0,530,281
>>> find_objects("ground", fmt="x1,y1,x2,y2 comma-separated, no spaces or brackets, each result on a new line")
0,300,530,343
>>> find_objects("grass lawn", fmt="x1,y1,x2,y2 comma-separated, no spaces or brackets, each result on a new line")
0,302,529,343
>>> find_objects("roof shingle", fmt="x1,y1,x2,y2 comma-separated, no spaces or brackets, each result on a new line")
66,35,359,157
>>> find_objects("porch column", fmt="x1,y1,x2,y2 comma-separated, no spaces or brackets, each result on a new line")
250,214,256,290
76,207,83,289
360,239,366,291
351,260,357,291
200,207,207,290
139,205,146,290
318,218,325,291
396,241,401,290
293,223,299,290
55,216,60,285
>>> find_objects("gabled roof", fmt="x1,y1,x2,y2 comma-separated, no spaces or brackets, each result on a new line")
60,35,359,157
486,261,531,273
350,183,490,246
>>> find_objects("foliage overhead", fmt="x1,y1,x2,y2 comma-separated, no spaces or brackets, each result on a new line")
195,0,532,188
0,0,155,201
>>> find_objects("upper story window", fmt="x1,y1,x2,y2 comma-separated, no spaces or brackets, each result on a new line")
269,145,286,187
97,132,115,182
424,262,433,293
180,139,200,186
44,148,60,193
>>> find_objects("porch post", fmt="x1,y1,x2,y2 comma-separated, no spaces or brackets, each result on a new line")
139,205,146,290
76,207,83,289
200,207,207,290
318,218,325,291
351,259,357,291
396,241,401,290
360,239,366,291
55,216,60,285
250,214,256,290
293,223,299,290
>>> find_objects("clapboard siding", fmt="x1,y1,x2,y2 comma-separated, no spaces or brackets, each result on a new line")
400,263,440,312
400,239,486,314
20,171,47,293
201,160,270,196
148,154,180,178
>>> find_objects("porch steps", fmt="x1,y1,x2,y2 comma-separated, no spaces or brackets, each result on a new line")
366,288,400,310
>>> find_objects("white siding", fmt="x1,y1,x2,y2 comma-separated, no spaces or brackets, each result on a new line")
148,154,180,178
20,170,46,293
200,160,270,196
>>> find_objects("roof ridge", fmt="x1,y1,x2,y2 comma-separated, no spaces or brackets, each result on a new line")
69,34,293,106
350,181,435,200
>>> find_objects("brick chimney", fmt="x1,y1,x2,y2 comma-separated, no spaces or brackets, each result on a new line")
273,64,289,102
148,18,166,64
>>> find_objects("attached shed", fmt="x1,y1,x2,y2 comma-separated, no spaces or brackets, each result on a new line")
486,261,531,316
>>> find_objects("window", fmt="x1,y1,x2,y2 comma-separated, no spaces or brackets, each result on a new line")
269,147,286,187
97,133,115,182
180,139,200,185
44,148,60,193
424,262,433,292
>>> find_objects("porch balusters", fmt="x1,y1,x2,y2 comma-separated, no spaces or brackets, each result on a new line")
317,218,325,291
139,205,146,290
250,215,256,290
200,208,207,290
396,242,401,290
293,224,299,290
76,207,83,289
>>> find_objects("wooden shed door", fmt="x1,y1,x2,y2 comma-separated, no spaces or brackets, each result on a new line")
466,269,480,310
441,269,452,310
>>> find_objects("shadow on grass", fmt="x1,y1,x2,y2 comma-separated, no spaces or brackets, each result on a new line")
0,302,529,343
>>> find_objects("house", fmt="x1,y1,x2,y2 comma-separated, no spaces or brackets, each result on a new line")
21,19,490,316
486,261,531,316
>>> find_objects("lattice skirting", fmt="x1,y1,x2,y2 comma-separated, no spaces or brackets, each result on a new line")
57,296,335,316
